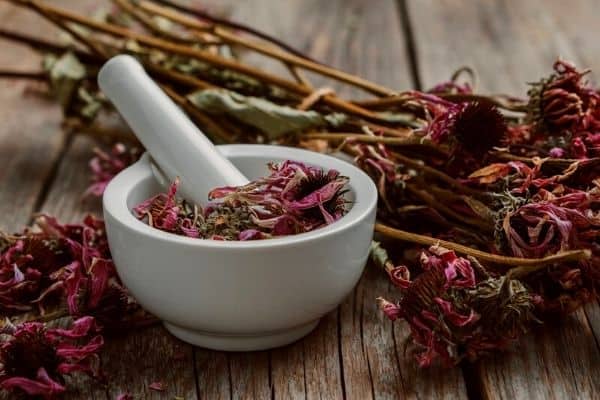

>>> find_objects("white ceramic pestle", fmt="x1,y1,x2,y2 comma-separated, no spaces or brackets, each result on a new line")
97,55,249,205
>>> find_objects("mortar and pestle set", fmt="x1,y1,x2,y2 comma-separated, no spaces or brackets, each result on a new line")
99,55,377,351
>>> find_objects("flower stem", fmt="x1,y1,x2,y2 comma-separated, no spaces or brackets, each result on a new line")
301,132,425,146
136,0,395,96
10,0,390,122
0,70,46,80
147,0,320,64
374,222,591,267
390,151,487,198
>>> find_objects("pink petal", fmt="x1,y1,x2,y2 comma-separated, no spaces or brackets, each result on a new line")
434,297,480,326
149,381,166,391
47,316,98,339
0,367,65,399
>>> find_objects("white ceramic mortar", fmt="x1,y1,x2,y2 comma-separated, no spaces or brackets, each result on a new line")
103,145,377,351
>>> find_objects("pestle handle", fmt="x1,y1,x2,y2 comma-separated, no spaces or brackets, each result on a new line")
98,55,249,205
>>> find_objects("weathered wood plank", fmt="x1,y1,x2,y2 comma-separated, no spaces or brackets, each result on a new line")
228,352,271,400
0,3,67,232
194,350,230,399
407,1,600,399
38,135,199,400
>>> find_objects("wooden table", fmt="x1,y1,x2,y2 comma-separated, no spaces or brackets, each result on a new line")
1,1,599,398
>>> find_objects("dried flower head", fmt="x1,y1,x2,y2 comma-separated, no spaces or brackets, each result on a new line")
376,245,538,366
527,59,590,134
427,101,507,154
0,215,139,327
0,317,103,399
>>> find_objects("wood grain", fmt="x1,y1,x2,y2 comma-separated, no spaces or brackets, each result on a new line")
407,1,600,399
2,0,599,399
0,3,67,232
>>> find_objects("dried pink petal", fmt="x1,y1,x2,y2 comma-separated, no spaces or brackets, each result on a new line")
149,381,166,391
434,297,480,326
0,367,66,399
377,298,403,321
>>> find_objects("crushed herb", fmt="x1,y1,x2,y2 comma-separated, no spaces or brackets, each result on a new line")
133,160,349,240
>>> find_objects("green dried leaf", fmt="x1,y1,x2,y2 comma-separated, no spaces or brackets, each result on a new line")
187,89,346,139
462,196,496,223
370,241,390,270
43,52,86,111
77,87,103,120
374,111,423,127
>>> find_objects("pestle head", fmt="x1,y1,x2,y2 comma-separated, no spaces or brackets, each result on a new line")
98,55,249,206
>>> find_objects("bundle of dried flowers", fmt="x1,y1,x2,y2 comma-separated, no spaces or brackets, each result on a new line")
133,160,349,240
0,214,141,326
0,0,597,375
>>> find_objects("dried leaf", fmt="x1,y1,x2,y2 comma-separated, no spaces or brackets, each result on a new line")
468,163,511,184
462,196,495,222
43,52,86,111
187,89,346,139
369,241,389,270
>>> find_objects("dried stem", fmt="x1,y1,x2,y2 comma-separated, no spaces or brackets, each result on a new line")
406,184,494,232
0,27,103,64
390,151,487,198
148,0,320,63
374,222,591,267
11,0,391,122
301,132,433,147
0,70,46,80
354,93,528,112
113,0,196,44
24,0,108,57
287,65,313,89
136,0,395,96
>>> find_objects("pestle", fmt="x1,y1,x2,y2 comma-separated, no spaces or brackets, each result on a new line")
97,55,249,205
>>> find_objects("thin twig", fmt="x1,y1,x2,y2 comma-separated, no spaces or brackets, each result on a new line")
390,150,487,198
353,93,528,112
148,0,322,63
406,184,494,232
301,132,431,147
374,222,591,267
136,0,395,95
11,0,389,122
0,27,103,64
136,0,395,96
113,0,196,44
25,0,108,57
0,70,46,80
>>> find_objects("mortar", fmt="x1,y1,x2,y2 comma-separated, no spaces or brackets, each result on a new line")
103,145,377,351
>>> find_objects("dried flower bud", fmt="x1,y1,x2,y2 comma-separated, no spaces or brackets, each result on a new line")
527,59,598,136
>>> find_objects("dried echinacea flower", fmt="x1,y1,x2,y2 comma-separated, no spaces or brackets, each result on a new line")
374,243,538,366
0,316,103,399
426,100,507,154
0,215,141,328
527,59,590,134
134,160,349,240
